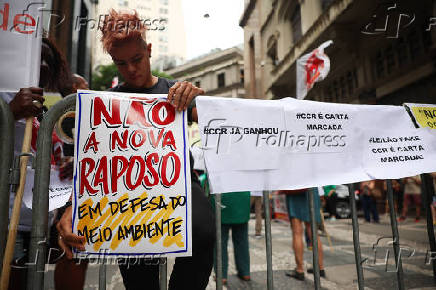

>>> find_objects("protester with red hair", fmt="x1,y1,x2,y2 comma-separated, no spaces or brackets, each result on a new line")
56,9,215,290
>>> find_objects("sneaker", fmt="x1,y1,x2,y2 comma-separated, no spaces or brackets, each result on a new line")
329,217,336,221
237,274,251,281
254,234,262,239
307,268,326,278
415,217,420,223
398,216,406,222
285,269,305,281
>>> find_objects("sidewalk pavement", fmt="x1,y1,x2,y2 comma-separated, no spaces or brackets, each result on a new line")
43,215,436,289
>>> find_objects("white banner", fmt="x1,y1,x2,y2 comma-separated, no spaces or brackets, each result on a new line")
0,0,43,91
73,90,192,257
197,96,436,193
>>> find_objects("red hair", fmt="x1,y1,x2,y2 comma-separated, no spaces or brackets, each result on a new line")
100,9,147,52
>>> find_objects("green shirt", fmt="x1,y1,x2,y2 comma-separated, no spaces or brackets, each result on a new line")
323,185,336,196
211,191,251,224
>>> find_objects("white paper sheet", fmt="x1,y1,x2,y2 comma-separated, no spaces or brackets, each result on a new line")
197,96,436,194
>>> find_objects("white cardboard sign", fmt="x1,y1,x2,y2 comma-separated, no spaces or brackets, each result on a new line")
73,91,192,257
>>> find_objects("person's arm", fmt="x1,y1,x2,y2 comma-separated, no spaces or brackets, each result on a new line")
9,87,45,120
167,81,204,112
412,176,422,185
328,189,335,197
56,197,86,259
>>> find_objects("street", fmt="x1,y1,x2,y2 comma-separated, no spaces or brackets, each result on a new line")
43,214,436,290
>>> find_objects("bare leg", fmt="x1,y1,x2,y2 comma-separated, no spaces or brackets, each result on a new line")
431,204,436,223
305,222,324,270
290,218,304,273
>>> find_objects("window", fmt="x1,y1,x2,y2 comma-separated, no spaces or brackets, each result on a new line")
396,37,409,67
346,71,354,96
160,0,168,5
240,69,244,84
267,40,278,66
217,73,225,88
340,76,346,101
291,5,302,43
195,81,201,88
159,8,168,14
385,45,395,74
324,86,332,102
408,29,422,60
375,51,384,79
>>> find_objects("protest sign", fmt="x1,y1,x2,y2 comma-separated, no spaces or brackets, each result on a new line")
0,0,43,91
197,96,436,193
404,103,436,129
73,91,191,257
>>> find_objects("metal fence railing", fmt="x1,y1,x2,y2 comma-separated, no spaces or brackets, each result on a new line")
0,92,431,289
0,97,15,276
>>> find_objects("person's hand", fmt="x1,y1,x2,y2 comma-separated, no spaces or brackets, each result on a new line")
167,81,204,111
9,87,45,120
56,205,86,259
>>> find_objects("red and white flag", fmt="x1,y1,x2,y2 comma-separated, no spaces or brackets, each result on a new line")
111,76,119,88
296,40,333,100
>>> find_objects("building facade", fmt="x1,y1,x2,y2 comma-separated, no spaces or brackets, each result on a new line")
47,0,96,83
93,0,186,71
165,46,245,98
240,0,436,105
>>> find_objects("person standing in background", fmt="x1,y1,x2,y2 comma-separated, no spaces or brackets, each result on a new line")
212,191,251,285
250,193,263,238
360,181,380,223
400,175,422,222
323,185,337,221
280,189,325,281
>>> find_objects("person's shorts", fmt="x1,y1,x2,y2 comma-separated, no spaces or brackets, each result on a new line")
285,190,321,223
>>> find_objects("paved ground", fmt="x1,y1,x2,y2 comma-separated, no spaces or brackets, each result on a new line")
43,214,436,289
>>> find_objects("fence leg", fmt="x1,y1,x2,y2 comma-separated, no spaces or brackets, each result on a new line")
27,94,76,290
420,173,436,279
263,190,274,290
386,180,405,290
215,193,222,290
348,183,364,290
309,188,320,289
98,261,106,290
0,98,14,276
159,258,167,290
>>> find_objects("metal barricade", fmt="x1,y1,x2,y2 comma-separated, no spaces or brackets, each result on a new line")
0,97,15,276
348,183,364,290
214,191,274,290
26,93,76,290
25,93,169,290
421,173,436,278
23,92,433,290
